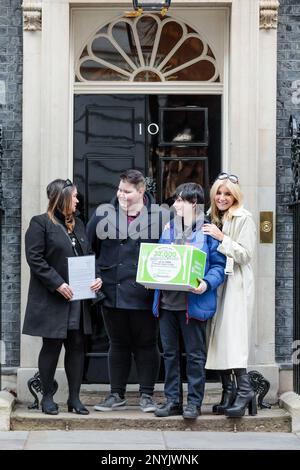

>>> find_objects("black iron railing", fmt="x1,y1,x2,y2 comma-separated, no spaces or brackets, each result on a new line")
289,115,300,395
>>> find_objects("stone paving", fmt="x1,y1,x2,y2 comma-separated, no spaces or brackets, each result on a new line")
0,430,300,450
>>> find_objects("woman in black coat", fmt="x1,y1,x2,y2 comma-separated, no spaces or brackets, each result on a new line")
22,179,102,415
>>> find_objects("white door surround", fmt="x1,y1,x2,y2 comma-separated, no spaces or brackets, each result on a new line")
18,0,280,402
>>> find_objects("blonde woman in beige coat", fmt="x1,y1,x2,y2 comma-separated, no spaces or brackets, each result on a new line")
203,173,257,417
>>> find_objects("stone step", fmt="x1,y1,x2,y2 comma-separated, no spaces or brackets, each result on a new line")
11,404,291,433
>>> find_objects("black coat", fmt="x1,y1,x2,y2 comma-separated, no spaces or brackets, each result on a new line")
86,192,171,310
22,213,94,338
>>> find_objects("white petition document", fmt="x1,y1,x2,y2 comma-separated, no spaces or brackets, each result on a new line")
68,255,96,301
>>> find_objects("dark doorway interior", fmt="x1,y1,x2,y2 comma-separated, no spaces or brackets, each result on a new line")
73,94,221,383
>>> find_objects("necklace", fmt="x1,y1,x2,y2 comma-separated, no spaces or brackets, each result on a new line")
69,232,79,256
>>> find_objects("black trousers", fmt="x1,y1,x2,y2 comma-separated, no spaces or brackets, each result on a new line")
102,307,160,397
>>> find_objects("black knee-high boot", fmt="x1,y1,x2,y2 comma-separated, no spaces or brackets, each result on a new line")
38,338,62,414
212,370,236,415
64,330,89,415
224,369,257,417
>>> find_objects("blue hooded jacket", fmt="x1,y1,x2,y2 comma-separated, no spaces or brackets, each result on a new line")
153,219,226,321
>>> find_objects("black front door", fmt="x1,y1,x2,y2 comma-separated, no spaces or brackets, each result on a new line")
74,94,221,383
74,94,146,220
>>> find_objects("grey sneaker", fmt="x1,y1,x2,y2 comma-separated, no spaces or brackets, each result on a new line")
139,393,156,413
94,393,126,411
182,403,201,420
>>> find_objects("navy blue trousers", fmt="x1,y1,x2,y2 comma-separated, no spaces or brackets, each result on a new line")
159,309,207,407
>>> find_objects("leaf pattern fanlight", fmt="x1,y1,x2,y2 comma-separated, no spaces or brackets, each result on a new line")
76,14,220,83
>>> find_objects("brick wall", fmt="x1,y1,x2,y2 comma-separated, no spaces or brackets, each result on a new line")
0,0,22,367
276,0,300,363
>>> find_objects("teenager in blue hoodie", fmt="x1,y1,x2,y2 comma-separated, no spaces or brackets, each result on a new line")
153,183,226,419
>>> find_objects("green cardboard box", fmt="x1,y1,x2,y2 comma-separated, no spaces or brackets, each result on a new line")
136,243,207,291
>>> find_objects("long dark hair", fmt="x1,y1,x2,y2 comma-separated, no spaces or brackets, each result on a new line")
46,179,76,232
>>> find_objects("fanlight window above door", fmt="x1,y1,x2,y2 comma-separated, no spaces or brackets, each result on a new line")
75,14,220,82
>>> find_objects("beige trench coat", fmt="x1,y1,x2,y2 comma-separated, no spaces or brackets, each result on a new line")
205,207,256,370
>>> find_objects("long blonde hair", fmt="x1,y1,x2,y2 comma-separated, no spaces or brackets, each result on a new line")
210,178,243,227
46,179,76,232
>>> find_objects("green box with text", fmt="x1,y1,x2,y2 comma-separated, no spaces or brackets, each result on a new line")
136,243,207,291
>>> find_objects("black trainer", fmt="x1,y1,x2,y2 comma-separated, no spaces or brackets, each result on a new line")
155,401,183,417
182,403,201,420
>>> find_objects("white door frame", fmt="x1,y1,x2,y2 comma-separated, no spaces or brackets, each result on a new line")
19,0,280,402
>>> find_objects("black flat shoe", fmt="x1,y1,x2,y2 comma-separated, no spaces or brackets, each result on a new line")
67,401,89,415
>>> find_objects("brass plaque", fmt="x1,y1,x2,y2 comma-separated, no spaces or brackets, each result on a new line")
260,211,273,243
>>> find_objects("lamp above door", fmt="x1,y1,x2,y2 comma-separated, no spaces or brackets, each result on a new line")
133,0,171,15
